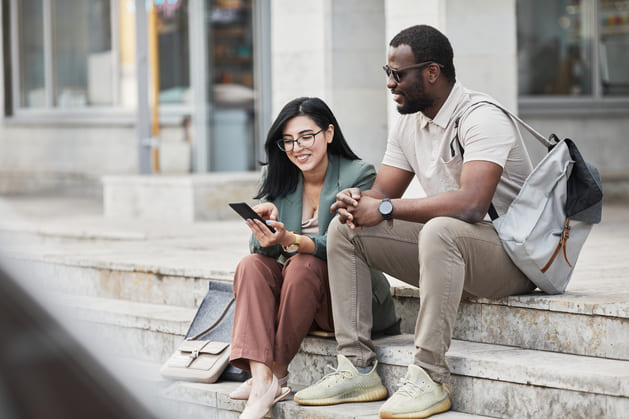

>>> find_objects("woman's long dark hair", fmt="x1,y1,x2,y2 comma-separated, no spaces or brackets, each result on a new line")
255,97,360,201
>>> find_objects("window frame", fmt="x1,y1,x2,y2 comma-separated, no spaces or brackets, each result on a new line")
7,0,195,123
517,0,629,115
9,0,123,119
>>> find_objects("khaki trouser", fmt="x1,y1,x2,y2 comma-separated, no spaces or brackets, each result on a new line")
327,216,535,384
230,253,333,372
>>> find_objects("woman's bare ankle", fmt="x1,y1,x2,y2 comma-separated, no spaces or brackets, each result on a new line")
249,361,274,398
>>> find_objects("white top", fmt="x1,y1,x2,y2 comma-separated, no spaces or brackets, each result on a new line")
382,82,533,216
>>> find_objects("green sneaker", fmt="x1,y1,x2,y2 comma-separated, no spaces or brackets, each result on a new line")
294,354,388,406
378,364,451,419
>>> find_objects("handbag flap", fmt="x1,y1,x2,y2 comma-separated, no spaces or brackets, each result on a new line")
178,340,209,353
199,341,230,355
178,339,229,355
162,342,231,379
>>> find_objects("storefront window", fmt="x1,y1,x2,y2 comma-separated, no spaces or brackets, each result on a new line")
518,0,594,96
8,0,262,172
18,0,45,108
155,0,191,105
52,0,112,107
12,0,195,110
599,0,629,95
14,0,114,108
517,0,629,99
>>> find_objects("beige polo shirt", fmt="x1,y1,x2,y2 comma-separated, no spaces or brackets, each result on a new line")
382,82,533,216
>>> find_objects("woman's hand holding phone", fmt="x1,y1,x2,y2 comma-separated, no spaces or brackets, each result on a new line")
246,216,290,248
230,201,293,248
252,202,279,222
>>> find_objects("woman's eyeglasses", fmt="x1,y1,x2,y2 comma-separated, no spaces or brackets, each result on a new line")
276,129,323,152
383,61,444,83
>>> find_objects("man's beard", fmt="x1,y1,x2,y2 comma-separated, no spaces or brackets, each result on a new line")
396,96,434,115
395,74,433,115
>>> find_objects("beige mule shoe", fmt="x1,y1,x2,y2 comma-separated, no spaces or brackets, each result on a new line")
239,375,291,419
230,373,289,400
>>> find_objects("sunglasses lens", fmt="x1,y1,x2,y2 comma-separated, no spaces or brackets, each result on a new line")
384,66,401,82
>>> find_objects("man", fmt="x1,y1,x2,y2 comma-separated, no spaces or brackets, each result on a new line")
294,25,536,418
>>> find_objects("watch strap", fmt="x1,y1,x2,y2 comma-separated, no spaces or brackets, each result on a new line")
282,232,301,252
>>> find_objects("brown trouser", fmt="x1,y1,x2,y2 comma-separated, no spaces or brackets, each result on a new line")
230,253,333,372
327,216,536,384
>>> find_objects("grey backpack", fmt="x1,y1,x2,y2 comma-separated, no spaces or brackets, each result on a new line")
455,102,603,294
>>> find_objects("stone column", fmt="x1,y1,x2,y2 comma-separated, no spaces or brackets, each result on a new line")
271,0,387,166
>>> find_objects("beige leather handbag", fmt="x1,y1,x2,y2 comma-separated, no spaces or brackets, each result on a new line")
160,298,234,383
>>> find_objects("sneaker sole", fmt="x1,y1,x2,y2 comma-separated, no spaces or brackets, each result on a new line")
294,385,388,406
378,397,451,419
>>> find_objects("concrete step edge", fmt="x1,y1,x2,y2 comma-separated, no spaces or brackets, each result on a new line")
51,293,629,398
299,334,629,398
9,253,236,281
393,285,628,319
160,380,494,419
52,293,195,336
20,253,628,320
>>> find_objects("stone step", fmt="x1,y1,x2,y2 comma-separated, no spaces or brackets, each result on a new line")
2,201,628,362
74,355,492,418
47,293,629,417
160,381,494,419
290,335,628,418
49,293,194,363
394,286,628,361
2,218,249,308
20,250,629,361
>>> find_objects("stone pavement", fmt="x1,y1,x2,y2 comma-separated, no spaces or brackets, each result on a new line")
0,194,628,418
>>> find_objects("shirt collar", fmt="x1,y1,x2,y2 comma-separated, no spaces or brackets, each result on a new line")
417,82,464,130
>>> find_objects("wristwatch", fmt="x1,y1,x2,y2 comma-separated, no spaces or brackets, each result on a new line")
282,233,301,253
378,198,394,226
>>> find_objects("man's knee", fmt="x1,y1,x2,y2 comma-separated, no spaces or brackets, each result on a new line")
328,214,352,246
326,216,356,263
419,217,461,243
418,217,463,262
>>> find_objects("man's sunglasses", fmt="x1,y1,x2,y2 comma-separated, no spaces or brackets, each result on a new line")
383,61,444,83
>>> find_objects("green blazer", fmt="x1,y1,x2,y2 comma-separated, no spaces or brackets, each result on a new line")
250,153,375,262
249,153,400,335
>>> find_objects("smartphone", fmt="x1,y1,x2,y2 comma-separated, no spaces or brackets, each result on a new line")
229,202,276,233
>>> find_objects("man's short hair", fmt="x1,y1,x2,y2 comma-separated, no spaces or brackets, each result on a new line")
390,25,456,84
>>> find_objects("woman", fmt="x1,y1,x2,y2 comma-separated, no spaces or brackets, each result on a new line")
229,97,398,419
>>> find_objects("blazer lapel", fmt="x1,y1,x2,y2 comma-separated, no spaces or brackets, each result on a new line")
279,175,303,233
318,154,341,231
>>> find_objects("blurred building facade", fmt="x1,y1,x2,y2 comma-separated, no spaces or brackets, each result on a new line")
0,0,628,198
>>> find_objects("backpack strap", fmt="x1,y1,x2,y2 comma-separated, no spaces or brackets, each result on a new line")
454,100,556,150
450,101,554,221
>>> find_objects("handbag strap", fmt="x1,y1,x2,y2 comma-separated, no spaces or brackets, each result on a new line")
187,297,235,341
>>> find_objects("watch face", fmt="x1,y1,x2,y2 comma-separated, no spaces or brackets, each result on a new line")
379,199,393,215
